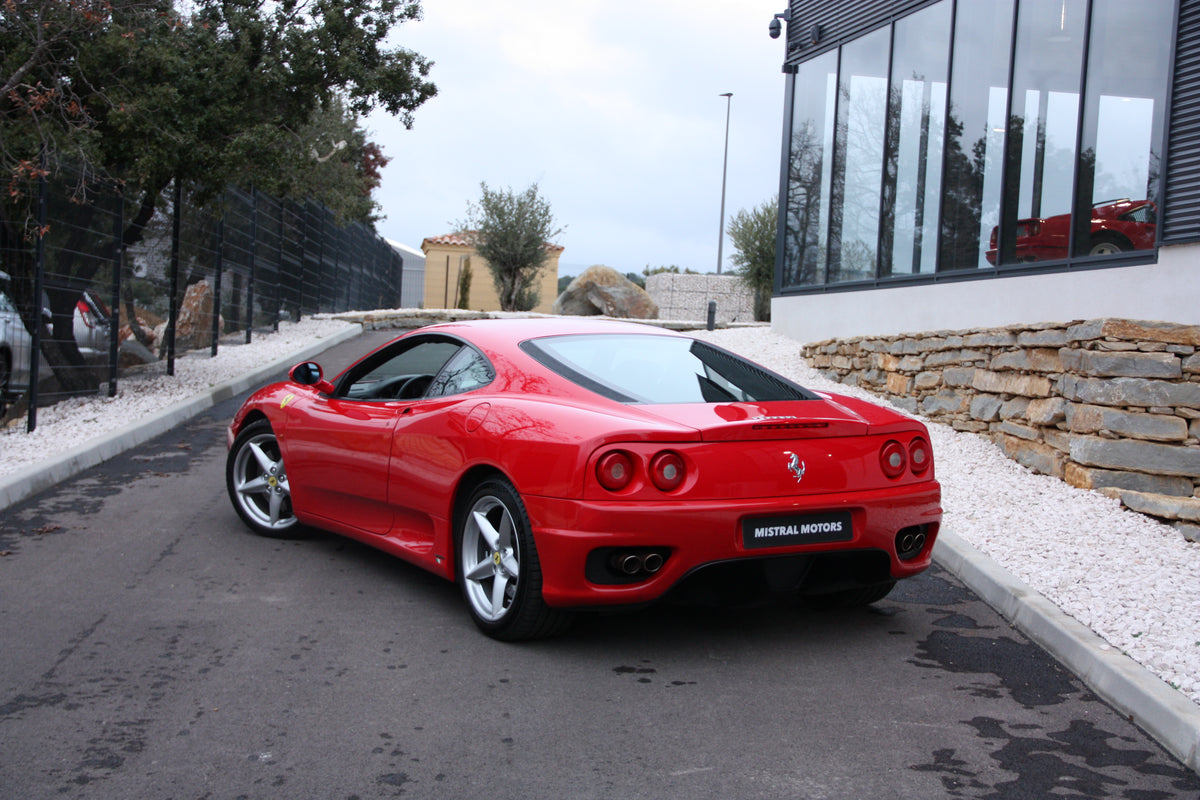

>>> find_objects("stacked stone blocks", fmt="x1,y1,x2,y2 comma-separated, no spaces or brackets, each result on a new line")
645,273,755,323
801,319,1200,542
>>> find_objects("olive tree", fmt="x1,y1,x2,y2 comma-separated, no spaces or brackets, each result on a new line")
728,197,778,322
457,183,563,312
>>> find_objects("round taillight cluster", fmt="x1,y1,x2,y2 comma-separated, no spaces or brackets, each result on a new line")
880,437,932,479
596,449,687,493
650,451,685,492
596,451,635,491
908,437,931,475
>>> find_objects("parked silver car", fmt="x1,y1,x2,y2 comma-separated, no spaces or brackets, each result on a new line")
72,290,112,358
0,273,34,397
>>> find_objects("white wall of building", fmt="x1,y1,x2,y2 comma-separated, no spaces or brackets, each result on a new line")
771,244,1199,343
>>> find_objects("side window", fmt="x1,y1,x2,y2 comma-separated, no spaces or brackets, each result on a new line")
428,346,494,398
342,340,461,400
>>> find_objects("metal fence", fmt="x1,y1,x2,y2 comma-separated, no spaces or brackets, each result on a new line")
0,165,403,431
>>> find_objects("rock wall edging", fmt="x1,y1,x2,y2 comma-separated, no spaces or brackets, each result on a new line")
800,319,1200,542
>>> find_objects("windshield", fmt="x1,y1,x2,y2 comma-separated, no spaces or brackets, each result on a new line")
521,334,816,404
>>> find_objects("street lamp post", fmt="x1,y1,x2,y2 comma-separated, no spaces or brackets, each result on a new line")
716,92,733,275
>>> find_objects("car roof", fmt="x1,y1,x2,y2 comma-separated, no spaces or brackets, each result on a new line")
415,317,686,354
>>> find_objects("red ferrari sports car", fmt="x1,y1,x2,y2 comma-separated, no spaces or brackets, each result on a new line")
226,319,942,640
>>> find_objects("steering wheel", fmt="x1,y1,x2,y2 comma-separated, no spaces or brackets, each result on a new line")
372,374,434,400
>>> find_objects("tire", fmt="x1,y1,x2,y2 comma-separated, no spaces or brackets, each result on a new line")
226,419,304,538
1088,234,1129,256
803,580,896,611
456,477,573,641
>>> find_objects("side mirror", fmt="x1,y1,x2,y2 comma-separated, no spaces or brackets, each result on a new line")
289,361,336,395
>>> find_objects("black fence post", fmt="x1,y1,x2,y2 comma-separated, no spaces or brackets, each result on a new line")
211,206,224,357
27,148,48,433
274,200,283,331
245,188,256,344
166,180,182,376
108,184,123,396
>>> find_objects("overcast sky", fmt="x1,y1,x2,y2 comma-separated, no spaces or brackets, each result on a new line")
367,0,791,276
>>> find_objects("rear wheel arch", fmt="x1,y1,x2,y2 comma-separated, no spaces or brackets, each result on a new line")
451,465,512,548
1088,230,1132,255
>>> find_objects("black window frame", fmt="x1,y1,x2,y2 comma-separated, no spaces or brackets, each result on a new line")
774,0,1178,299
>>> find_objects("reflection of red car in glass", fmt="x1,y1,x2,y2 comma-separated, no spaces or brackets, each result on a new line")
986,199,1157,264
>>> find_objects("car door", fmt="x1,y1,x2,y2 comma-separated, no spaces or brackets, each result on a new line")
283,338,463,535
385,344,497,544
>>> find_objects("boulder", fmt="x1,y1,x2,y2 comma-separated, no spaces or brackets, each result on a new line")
175,279,219,350
553,265,658,319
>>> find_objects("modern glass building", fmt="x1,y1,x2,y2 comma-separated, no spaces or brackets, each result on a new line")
771,0,1197,340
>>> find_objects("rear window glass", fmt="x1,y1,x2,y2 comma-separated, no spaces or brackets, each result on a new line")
522,334,816,404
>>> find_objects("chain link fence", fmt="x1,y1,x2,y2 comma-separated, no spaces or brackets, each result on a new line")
0,165,403,431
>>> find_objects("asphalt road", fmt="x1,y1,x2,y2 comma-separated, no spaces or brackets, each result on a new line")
1,332,1198,799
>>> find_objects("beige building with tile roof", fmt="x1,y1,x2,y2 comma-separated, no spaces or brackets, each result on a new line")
420,233,563,313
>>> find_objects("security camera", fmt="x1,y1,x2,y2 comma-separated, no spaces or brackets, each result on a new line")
769,10,790,39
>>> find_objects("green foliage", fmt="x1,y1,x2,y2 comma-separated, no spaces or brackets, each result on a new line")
642,265,698,276
456,257,472,309
2,0,437,218
728,197,778,322
624,272,645,289
557,274,572,295
278,100,391,224
457,183,562,312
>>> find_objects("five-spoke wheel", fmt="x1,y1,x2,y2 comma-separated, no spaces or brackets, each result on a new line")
226,419,301,537
456,478,572,640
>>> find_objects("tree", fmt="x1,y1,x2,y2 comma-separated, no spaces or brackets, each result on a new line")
456,183,562,312
1,0,436,391
728,197,778,322
456,257,472,309
282,99,393,224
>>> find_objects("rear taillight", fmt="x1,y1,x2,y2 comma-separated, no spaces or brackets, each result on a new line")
595,449,690,493
649,451,685,492
596,451,634,491
908,437,931,475
881,437,933,479
880,440,908,479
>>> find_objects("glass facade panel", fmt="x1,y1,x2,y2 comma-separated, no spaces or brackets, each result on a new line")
828,27,890,283
781,49,838,289
1072,0,1172,257
778,0,1172,292
996,0,1086,265
881,2,951,276
939,0,1014,271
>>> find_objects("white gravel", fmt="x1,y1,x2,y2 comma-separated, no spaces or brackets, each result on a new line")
2,319,1197,706
0,317,355,478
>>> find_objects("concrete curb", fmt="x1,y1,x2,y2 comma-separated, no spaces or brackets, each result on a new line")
934,528,1200,773
0,323,362,511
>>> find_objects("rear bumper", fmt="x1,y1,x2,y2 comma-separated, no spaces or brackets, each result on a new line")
524,482,942,607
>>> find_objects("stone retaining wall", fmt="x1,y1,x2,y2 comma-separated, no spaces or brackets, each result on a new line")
801,319,1200,543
